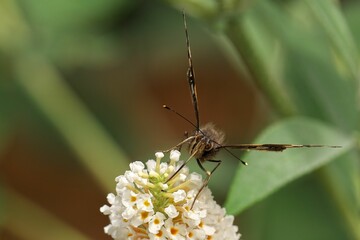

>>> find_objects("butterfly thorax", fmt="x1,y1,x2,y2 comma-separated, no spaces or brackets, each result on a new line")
188,123,225,162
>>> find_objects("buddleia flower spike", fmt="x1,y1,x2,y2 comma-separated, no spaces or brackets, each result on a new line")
100,150,241,240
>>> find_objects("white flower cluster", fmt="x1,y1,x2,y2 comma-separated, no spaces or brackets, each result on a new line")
100,150,240,240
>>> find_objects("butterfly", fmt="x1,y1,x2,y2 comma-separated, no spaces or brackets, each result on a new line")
163,11,340,208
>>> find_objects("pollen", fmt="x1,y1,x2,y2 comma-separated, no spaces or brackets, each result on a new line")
170,227,179,235
144,200,150,207
154,219,160,224
141,211,149,220
130,196,137,202
156,230,163,237
199,221,204,228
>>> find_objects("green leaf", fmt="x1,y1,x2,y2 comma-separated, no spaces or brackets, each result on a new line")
223,1,359,131
281,1,359,132
225,117,353,215
284,45,358,133
223,3,298,117
305,0,359,81
324,150,360,238
345,2,360,45
246,174,353,240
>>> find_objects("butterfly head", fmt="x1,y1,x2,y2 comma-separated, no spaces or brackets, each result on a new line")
188,123,225,161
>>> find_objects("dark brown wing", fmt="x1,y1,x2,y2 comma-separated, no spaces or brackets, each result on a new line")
219,143,341,152
183,12,200,129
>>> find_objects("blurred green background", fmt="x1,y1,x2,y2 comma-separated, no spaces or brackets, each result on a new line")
0,0,359,239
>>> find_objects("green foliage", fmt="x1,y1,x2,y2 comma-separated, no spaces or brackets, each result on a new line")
167,0,360,238
0,0,359,239
225,117,352,214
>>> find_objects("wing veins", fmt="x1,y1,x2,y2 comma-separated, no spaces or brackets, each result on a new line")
183,11,200,129
219,144,341,152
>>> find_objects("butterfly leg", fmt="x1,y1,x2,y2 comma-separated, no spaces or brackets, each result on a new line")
165,150,197,184
177,131,189,151
162,135,195,153
191,159,222,209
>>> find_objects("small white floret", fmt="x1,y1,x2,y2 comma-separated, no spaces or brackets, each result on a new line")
170,150,181,162
172,189,186,203
155,152,164,159
164,204,179,218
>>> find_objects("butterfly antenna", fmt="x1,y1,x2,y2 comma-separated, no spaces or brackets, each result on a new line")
211,139,248,165
223,147,248,166
163,105,198,129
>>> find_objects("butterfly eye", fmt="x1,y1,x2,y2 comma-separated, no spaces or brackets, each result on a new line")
205,143,212,151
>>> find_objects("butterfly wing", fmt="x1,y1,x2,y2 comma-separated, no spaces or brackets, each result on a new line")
219,143,341,152
183,12,200,129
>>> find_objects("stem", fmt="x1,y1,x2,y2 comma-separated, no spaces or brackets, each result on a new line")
14,52,129,191
4,187,89,240
223,14,296,117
